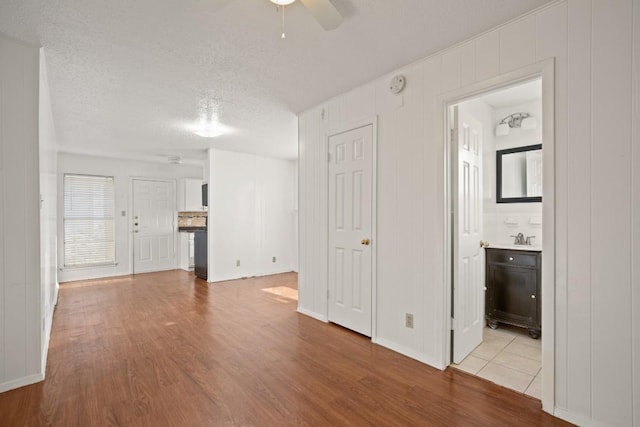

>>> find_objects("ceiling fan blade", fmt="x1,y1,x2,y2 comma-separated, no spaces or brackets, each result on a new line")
299,0,343,30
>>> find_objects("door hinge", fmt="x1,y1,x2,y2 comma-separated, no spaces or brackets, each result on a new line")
327,288,330,298
327,152,331,163
450,317,456,331
450,129,455,143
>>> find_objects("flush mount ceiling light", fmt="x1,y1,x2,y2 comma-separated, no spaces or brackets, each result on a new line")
495,112,538,136
191,120,228,138
268,0,343,39
188,98,231,138
187,116,230,138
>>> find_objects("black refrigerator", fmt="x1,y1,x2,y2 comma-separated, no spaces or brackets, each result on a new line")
194,229,207,280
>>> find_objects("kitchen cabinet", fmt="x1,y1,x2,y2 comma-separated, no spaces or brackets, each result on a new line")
485,248,541,338
178,178,204,211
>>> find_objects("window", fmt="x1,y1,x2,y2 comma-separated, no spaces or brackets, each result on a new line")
63,174,115,267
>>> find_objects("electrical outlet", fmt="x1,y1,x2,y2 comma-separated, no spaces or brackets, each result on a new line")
236,260,240,267
272,256,276,263
405,313,414,329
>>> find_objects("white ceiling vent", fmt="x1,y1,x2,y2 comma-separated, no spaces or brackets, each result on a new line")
168,155,183,165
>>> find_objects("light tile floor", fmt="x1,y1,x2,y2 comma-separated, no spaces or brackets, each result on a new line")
452,324,542,399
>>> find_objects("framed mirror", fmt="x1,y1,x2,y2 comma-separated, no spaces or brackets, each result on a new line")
496,144,542,203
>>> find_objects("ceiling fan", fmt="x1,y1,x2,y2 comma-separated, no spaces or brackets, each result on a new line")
270,0,343,32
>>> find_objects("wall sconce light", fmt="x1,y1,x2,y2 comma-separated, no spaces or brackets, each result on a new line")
495,112,537,136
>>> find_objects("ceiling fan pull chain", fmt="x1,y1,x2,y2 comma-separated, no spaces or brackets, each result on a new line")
281,5,286,39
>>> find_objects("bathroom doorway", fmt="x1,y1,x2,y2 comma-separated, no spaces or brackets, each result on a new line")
449,78,545,398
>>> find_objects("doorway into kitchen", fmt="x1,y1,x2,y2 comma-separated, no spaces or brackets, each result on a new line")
448,78,545,399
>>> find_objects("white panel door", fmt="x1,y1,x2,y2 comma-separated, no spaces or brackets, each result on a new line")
133,179,176,274
453,105,484,363
328,125,373,337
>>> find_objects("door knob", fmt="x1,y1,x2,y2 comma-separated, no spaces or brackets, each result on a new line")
480,240,490,248
531,294,536,299
361,238,370,246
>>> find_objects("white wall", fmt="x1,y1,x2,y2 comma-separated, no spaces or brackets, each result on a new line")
298,1,639,426
292,159,299,272
38,49,59,372
483,99,543,244
207,148,296,282
0,33,43,392
57,153,202,282
632,0,640,421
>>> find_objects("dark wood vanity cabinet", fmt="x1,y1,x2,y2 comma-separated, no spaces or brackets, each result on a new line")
485,248,541,338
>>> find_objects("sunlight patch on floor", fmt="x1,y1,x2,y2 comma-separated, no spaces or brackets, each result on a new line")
261,286,298,302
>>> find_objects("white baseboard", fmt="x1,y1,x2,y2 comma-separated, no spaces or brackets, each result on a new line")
553,407,608,427
255,269,296,277
208,270,297,283
41,282,59,373
296,307,327,322
0,372,44,394
374,337,445,370
293,312,443,370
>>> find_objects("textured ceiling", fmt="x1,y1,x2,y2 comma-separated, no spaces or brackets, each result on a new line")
0,0,552,162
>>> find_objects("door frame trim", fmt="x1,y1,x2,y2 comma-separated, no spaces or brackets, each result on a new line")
130,177,178,274
439,59,555,412
325,116,379,342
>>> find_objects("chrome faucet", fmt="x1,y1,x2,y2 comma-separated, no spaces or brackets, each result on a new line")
510,233,536,245
511,233,525,245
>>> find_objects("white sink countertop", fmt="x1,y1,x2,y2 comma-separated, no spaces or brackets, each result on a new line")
486,243,542,252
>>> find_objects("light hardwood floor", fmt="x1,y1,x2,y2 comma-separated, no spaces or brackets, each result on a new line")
0,271,571,426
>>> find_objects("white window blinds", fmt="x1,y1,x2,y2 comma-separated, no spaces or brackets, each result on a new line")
63,174,115,267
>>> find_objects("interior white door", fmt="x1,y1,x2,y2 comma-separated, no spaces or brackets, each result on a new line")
452,105,484,363
133,179,176,274
327,125,373,337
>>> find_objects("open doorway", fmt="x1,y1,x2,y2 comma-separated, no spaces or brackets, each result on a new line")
449,79,544,398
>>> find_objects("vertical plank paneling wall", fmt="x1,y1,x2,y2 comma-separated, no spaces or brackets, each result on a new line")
632,0,640,421
298,1,639,425
588,3,633,424
0,34,43,392
39,49,60,375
